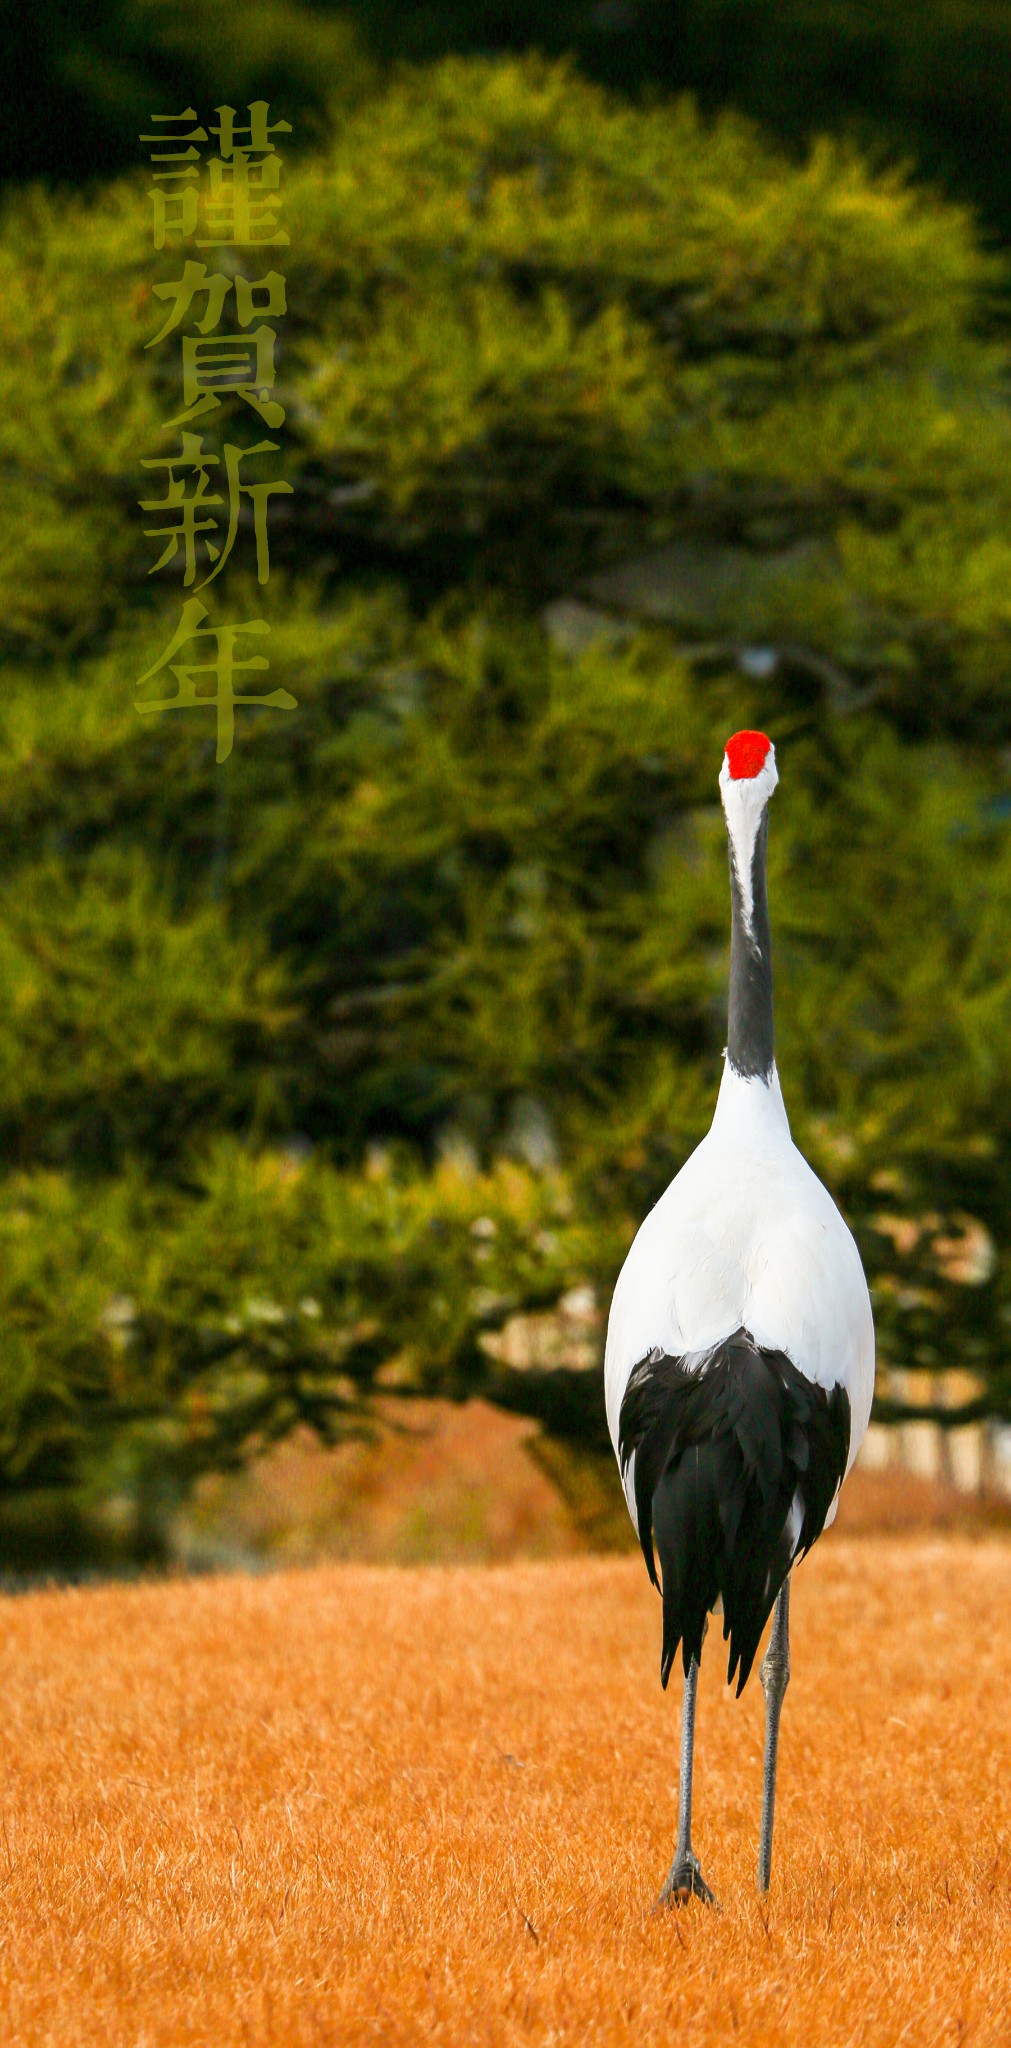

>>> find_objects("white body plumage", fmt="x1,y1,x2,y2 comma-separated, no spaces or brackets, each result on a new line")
605,1058,875,1540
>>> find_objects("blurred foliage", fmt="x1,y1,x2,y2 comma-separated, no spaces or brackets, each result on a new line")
0,1143,585,1558
12,1,1011,256
2,53,1011,1559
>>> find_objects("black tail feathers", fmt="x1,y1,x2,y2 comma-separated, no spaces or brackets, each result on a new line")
618,1331,850,1695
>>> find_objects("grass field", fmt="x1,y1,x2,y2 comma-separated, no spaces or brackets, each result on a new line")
1,1536,1009,2046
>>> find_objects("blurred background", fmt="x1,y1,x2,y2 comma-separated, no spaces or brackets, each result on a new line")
3,0,1011,1577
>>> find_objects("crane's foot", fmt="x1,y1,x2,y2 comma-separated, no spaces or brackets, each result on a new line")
654,1849,717,1911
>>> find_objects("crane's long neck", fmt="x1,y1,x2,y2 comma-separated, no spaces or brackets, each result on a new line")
726,806,775,1082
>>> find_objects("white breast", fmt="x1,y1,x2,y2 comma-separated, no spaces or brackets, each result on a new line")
604,1061,875,1521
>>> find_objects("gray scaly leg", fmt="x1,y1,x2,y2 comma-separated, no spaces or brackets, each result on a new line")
757,1574,791,1893
656,1645,716,1908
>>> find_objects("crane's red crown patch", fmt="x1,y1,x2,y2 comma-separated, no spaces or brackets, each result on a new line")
725,730,772,780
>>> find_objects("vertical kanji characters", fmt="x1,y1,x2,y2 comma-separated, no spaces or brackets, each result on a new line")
135,105,295,754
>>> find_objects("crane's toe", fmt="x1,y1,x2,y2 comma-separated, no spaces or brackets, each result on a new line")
654,1849,717,1911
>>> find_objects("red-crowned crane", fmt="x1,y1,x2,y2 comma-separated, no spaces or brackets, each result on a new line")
605,730,874,1905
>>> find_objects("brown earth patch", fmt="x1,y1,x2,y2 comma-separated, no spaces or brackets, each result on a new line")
174,1399,1011,1572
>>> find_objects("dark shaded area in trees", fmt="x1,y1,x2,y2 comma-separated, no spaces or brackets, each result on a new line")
9,2,1011,247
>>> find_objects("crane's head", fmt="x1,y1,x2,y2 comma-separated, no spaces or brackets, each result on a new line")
722,730,776,786
719,731,778,942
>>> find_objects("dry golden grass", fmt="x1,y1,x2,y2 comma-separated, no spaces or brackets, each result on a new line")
1,1537,1009,2046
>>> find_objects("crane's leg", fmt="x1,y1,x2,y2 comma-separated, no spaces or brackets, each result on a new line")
656,1645,716,1908
757,1574,791,1894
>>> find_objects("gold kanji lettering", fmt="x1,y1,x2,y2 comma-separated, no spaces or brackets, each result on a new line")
165,325,284,429
139,432,222,585
141,111,208,248
140,434,292,587
210,102,291,159
135,599,296,762
146,264,287,347
197,152,289,249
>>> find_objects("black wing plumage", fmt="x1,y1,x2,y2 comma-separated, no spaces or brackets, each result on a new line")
618,1330,850,1695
